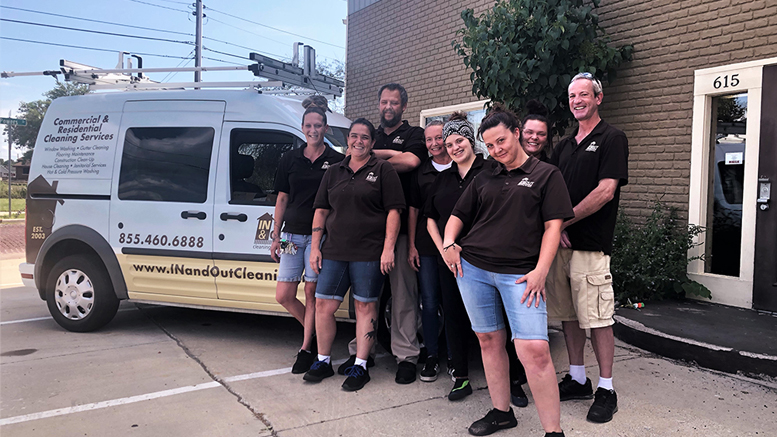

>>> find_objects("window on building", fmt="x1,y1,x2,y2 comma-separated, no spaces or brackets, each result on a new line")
118,127,214,203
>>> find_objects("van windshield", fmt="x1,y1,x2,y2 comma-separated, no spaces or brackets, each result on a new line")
325,127,349,154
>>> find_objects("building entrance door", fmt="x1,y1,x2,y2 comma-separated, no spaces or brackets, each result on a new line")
753,64,777,311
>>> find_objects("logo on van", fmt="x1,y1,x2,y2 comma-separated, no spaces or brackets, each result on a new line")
255,213,274,243
366,172,378,183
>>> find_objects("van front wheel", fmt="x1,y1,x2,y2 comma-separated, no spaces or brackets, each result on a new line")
46,255,120,332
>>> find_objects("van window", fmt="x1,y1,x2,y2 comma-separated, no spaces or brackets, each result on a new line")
118,127,214,203
230,129,301,205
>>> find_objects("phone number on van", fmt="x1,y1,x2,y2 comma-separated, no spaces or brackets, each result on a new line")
119,233,204,248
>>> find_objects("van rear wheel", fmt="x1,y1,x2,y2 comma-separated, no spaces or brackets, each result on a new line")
46,255,120,332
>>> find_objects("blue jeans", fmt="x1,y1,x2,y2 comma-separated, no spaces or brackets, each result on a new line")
315,259,384,303
277,232,320,283
418,255,441,357
455,258,548,341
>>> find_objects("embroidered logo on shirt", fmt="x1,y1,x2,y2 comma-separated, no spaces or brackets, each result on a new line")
321,161,331,170
517,177,535,188
366,172,378,183
392,137,405,145
585,141,598,152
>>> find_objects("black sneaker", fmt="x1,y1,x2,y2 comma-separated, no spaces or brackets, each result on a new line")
420,355,439,382
510,381,528,408
395,360,417,384
544,432,565,437
558,374,593,401
341,365,371,391
448,378,473,401
468,408,517,436
587,388,618,423
291,349,315,374
303,360,334,382
337,355,375,375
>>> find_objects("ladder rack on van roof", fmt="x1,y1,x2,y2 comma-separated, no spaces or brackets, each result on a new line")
1,46,344,97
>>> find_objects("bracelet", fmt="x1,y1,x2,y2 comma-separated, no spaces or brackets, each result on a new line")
443,243,457,252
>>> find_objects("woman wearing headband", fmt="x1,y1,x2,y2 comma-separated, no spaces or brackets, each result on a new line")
441,105,573,437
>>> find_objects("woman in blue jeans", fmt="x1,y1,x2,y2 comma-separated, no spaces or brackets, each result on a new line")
441,105,573,437
303,118,406,392
271,106,345,374
407,119,452,382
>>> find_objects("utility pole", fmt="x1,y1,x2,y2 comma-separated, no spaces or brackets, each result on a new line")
7,111,11,215
194,0,203,82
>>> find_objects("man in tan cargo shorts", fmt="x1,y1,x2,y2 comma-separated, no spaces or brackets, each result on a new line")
547,72,629,424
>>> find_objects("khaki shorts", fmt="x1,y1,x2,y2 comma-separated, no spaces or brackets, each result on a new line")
546,248,615,329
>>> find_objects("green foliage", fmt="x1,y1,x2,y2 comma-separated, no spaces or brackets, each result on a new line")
5,82,90,151
452,0,633,136
611,201,711,303
0,181,27,199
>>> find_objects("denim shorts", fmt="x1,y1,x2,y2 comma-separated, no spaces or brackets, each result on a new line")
277,233,321,283
455,258,548,341
315,259,384,303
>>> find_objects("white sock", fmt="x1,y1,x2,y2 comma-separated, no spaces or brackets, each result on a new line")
569,365,586,384
317,354,331,364
354,357,368,369
597,376,613,391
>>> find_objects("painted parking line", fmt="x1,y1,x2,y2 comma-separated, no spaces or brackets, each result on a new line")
0,308,139,326
0,356,357,426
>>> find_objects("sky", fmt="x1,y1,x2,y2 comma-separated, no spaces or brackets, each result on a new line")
0,0,348,161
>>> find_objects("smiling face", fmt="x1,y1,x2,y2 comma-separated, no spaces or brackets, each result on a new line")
425,125,448,160
520,119,549,157
379,89,405,128
302,112,327,147
444,134,475,165
568,79,603,122
482,123,526,169
347,123,374,160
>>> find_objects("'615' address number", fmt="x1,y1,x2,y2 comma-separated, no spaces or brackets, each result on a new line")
713,74,739,89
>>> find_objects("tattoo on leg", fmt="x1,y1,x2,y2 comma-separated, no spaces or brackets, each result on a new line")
365,318,377,340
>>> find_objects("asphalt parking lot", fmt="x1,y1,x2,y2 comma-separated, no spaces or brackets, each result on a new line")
1,255,777,436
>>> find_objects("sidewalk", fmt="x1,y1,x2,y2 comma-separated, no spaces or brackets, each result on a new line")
614,299,777,378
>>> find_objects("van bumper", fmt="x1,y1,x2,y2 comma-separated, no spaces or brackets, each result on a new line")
19,263,36,289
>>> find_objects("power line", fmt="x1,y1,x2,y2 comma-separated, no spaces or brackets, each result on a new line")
202,47,250,61
205,17,289,50
203,35,284,60
0,36,191,59
0,18,193,45
205,6,345,49
127,0,189,13
153,0,191,4
161,49,194,82
0,5,193,36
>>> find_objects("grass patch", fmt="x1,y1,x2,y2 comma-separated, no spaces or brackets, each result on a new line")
0,198,26,213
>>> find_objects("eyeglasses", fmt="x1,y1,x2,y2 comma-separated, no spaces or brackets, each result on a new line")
579,72,595,79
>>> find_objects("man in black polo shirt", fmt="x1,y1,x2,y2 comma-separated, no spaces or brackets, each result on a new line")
547,73,629,424
369,83,426,384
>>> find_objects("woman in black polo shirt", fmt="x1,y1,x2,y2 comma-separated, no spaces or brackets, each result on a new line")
303,118,405,392
407,119,452,382
271,106,345,374
520,100,553,163
441,106,573,437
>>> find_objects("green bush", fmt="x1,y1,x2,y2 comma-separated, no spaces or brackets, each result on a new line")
611,201,711,302
0,181,27,199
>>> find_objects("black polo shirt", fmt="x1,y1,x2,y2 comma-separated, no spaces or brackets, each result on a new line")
551,120,629,255
313,154,406,262
374,120,427,235
408,158,451,256
451,156,574,274
273,144,345,235
424,155,498,241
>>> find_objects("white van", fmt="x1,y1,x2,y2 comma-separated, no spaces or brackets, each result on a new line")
19,90,354,332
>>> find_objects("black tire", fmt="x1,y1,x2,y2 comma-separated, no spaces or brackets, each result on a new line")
45,255,120,332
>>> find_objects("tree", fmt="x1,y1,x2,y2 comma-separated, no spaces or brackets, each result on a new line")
5,82,90,151
717,96,746,123
453,0,633,136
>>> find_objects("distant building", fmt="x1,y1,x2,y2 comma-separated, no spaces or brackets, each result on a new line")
344,0,777,311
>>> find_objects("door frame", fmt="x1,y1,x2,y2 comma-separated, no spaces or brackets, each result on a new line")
688,57,777,308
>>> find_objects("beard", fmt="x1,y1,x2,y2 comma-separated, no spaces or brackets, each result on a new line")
380,109,402,128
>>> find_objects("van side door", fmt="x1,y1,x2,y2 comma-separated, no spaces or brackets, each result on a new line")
111,100,224,300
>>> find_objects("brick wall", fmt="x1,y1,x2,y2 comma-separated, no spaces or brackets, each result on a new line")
345,0,777,221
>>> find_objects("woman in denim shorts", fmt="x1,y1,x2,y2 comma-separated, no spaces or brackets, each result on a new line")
441,105,574,437
271,106,344,374
302,118,405,392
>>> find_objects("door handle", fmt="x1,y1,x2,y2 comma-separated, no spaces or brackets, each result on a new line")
181,211,207,220
220,212,248,222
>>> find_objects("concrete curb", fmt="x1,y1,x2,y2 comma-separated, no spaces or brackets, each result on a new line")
613,315,777,378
